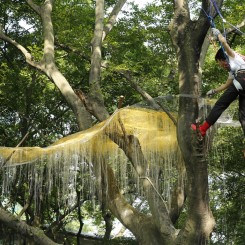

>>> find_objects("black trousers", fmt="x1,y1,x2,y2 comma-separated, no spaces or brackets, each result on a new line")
206,71,245,135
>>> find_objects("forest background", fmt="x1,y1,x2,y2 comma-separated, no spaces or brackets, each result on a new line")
0,0,245,244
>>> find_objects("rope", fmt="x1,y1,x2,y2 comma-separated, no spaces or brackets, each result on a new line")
202,0,245,36
178,94,204,99
210,0,224,20
201,2,229,65
139,176,168,208
209,0,245,35
201,7,214,26
224,20,245,36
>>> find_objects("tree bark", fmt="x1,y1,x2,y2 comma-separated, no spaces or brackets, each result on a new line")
93,157,168,245
169,0,216,243
87,0,109,121
86,0,128,121
0,208,60,245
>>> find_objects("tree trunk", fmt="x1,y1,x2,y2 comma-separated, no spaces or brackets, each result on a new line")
101,114,177,245
169,0,216,243
88,0,110,121
95,159,168,245
39,0,93,130
46,66,93,130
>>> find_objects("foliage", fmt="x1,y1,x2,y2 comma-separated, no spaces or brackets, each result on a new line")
209,127,245,245
0,0,245,244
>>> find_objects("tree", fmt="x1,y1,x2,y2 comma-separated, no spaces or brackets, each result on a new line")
209,127,245,244
167,0,217,243
0,0,245,244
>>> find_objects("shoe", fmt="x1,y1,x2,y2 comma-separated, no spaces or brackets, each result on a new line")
191,123,206,137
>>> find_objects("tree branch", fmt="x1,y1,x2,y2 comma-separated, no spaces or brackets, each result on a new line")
119,70,177,125
1,131,30,168
105,113,176,237
102,0,127,41
45,201,83,235
0,208,61,245
26,0,41,15
17,188,34,219
88,0,110,121
0,28,43,70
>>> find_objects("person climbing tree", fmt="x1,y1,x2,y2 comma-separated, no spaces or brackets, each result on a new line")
191,28,245,156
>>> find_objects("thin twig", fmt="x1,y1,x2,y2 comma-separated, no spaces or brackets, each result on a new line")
1,132,29,168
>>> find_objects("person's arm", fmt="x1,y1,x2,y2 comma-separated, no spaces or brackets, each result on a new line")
217,34,235,58
211,28,235,58
206,78,233,96
215,78,233,92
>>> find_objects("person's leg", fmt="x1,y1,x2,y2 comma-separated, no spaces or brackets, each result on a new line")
206,85,238,125
192,84,238,136
238,94,245,135
235,72,245,157
238,92,245,158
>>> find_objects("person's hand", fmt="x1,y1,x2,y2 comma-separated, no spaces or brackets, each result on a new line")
206,89,216,97
211,28,221,38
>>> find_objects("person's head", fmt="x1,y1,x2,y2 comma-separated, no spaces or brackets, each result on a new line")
215,48,230,70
